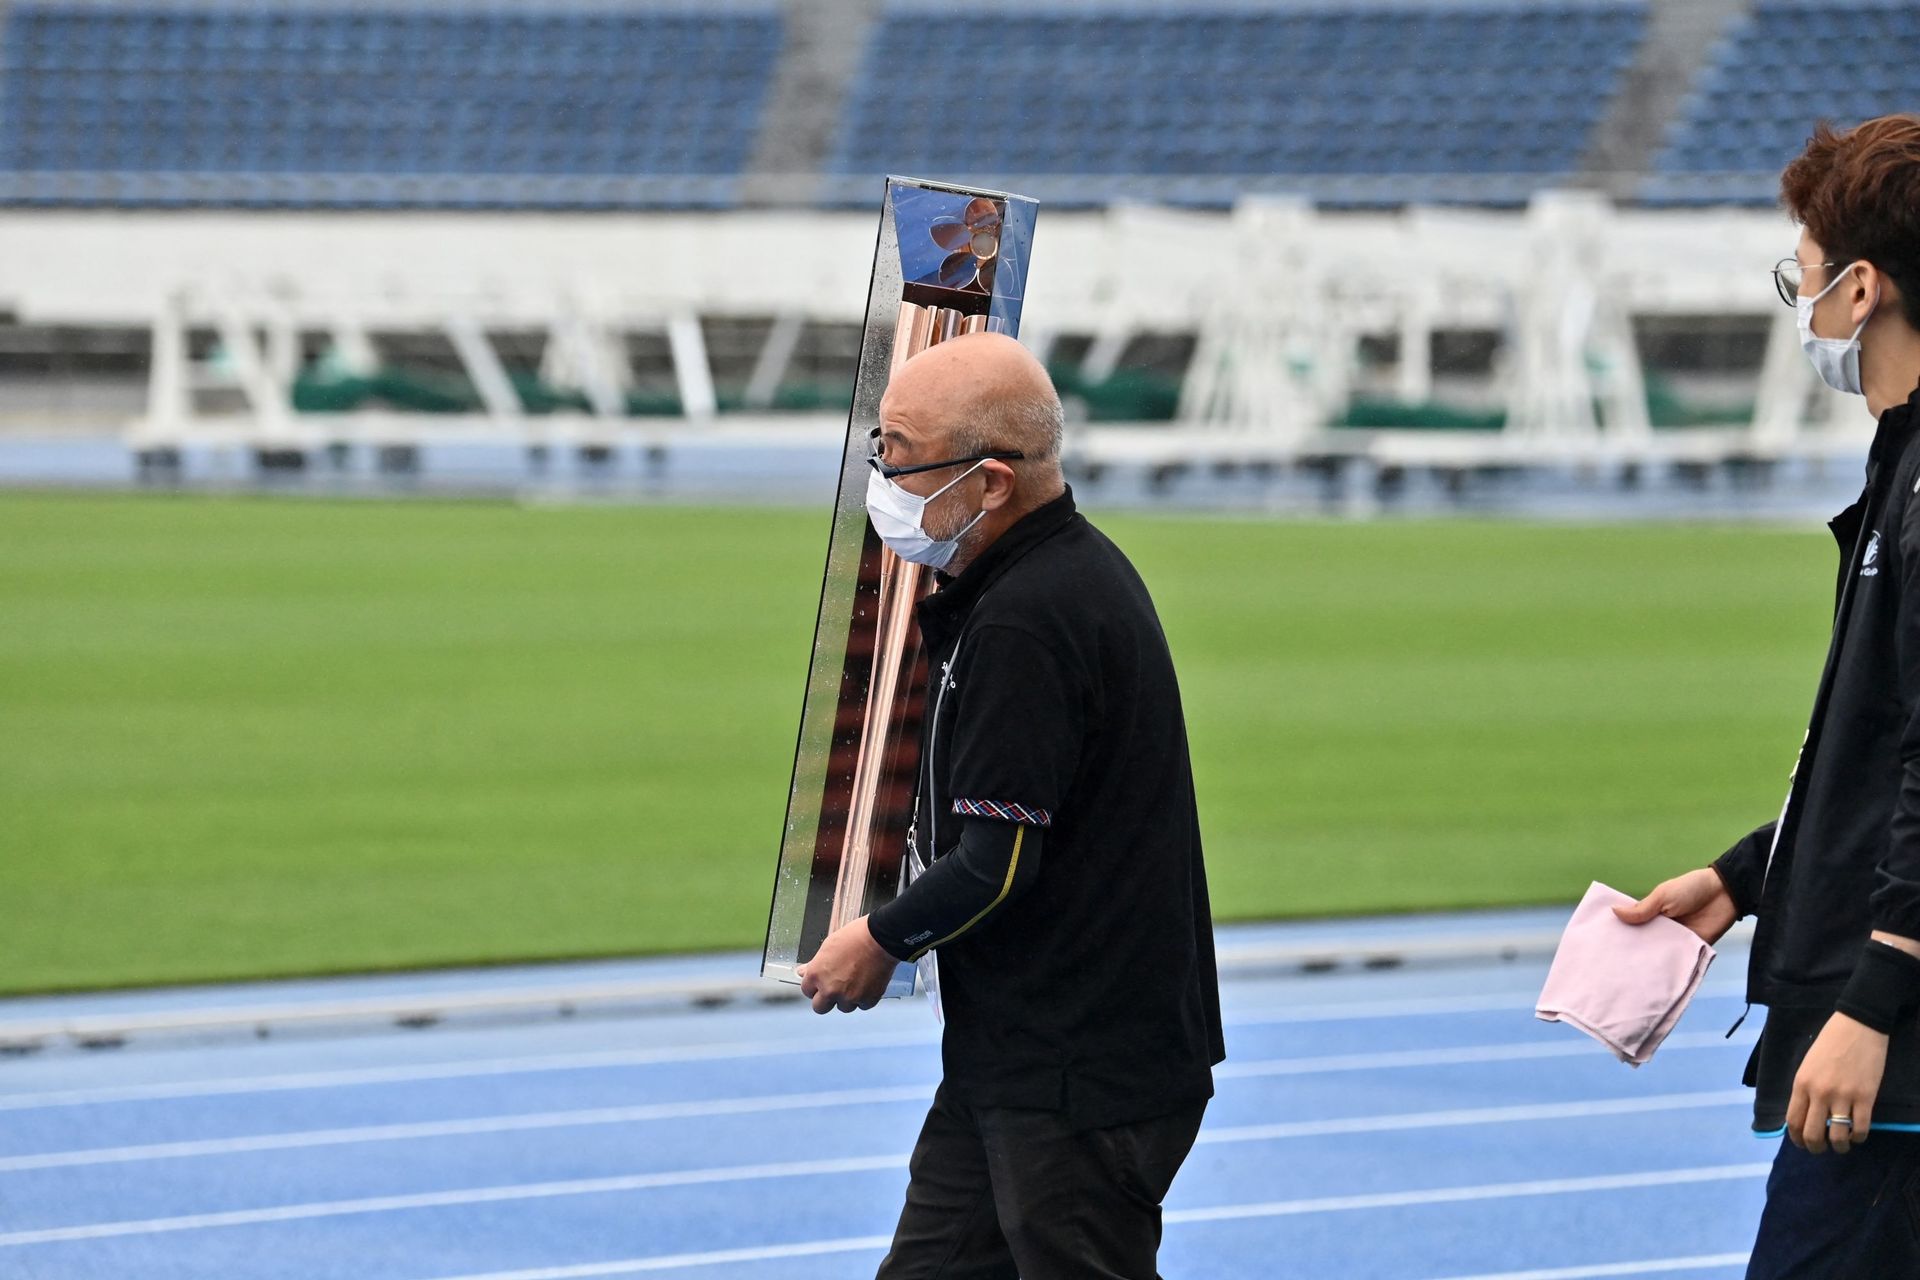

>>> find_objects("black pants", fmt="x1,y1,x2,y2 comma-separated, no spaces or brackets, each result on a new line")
1746,1133,1920,1278
875,1082,1206,1280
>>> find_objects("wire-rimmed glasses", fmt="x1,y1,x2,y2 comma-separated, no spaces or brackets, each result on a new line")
1773,257,1839,307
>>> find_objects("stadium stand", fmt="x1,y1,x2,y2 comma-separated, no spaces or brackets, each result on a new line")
1645,0,1920,206
9,0,1911,215
0,1,784,209
823,0,1650,208
21,0,1887,214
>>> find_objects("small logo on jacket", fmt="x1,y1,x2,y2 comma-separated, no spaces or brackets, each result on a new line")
1862,531,1882,577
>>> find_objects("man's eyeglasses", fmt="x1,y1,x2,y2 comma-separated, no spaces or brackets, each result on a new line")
1772,257,1840,307
866,436,1024,481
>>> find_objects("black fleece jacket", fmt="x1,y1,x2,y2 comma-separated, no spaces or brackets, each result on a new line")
868,486,1225,1131
1715,381,1920,1131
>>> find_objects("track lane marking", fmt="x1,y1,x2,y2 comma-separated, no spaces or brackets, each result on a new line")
1157,1164,1771,1225
0,1094,1756,1245
0,1154,909,1247
416,1236,898,1278
0,987,1747,1113
1421,1254,1751,1280
1216,1030,1748,1081
396,1169,1768,1280
0,1085,939,1172
0,1035,1756,1171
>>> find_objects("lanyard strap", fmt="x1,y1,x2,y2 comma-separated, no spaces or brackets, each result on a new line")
908,625,969,880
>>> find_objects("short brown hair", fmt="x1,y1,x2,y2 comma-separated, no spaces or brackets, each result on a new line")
1780,115,1920,330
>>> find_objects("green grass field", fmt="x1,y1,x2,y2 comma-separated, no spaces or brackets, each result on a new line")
0,491,1835,995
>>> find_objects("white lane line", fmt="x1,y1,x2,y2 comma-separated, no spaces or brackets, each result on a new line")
414,1237,896,1280
0,1153,908,1248
1217,1029,1751,1080
0,1085,940,1173
1197,1090,1751,1144
0,1030,939,1113
400,1168,1769,1280
0,1093,1756,1243
1421,1254,1751,1280
1159,1163,1772,1226
0,987,1745,1113
1224,987,1743,1029
0,1033,1756,1173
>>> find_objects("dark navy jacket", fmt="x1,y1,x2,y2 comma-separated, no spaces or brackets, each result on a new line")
1716,382,1920,1131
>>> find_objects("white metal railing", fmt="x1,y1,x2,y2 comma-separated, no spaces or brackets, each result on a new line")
0,197,1861,470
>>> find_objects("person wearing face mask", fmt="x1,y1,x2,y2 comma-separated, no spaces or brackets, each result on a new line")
794,331,1224,1279
1614,114,1920,1278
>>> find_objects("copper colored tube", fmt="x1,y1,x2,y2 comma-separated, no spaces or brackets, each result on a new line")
831,549,925,930
893,301,933,366
830,300,940,931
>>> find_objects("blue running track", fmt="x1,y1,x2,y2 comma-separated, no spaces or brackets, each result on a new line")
0,912,1771,1279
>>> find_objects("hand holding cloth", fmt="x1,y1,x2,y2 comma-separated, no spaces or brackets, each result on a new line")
1535,881,1715,1067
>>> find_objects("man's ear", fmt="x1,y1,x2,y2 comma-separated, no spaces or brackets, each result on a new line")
1853,261,1886,327
979,460,1018,512
1864,263,1908,333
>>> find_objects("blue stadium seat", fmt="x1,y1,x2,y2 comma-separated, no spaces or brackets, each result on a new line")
825,0,1647,208
1648,0,1917,204
0,1,784,208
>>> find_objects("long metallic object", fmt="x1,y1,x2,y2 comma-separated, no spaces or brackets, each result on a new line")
763,178,1039,994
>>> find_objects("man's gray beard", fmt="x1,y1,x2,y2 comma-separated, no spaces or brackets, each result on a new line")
952,519,988,571
927,508,986,572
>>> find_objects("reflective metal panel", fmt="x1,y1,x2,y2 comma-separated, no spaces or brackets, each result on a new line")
763,178,1039,995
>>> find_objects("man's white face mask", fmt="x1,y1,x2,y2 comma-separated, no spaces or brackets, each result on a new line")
1797,263,1879,396
865,458,988,570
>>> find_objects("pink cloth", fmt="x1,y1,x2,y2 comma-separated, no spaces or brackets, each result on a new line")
1535,881,1715,1067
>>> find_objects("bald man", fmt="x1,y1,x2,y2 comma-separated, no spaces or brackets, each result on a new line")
798,334,1225,1279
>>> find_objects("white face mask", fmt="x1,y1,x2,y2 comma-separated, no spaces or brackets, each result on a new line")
864,459,987,570
1797,265,1878,396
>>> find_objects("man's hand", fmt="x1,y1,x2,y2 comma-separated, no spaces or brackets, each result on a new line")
795,917,899,1015
1613,868,1738,945
1787,1013,1889,1155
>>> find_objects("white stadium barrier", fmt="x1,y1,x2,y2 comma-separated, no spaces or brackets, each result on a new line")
0,193,1866,474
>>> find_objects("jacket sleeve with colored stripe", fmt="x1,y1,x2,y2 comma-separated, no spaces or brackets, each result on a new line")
868,817,1042,962
867,623,1080,962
